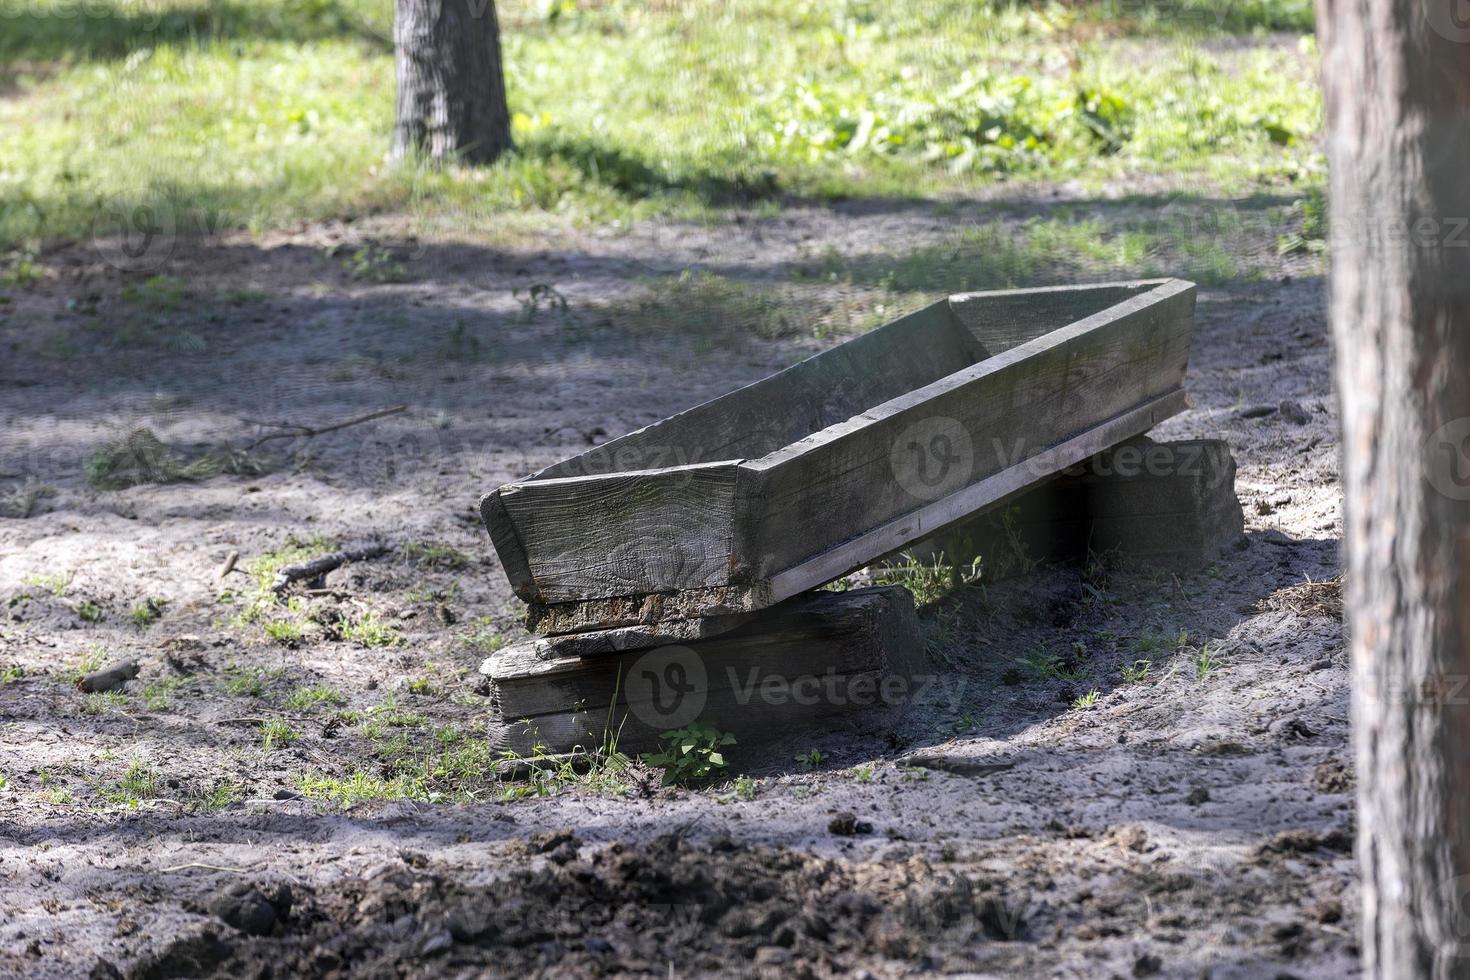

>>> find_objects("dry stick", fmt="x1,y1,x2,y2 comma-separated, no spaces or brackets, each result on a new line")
241,404,408,451
157,862,263,875
269,541,391,595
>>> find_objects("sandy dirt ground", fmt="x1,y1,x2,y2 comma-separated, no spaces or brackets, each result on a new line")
0,193,1353,978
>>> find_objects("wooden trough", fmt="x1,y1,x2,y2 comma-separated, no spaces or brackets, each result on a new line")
482,278,1196,639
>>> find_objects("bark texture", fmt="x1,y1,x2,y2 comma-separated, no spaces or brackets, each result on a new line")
392,0,511,165
1317,1,1470,975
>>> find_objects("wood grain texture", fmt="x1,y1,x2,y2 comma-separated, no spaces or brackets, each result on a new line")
1317,2,1470,975
484,586,923,759
747,280,1195,581
494,461,740,604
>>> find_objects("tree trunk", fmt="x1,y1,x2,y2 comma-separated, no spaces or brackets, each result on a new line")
1317,1,1470,975
392,0,511,165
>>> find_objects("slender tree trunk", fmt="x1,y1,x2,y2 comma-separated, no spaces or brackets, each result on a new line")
1317,1,1470,975
392,0,511,165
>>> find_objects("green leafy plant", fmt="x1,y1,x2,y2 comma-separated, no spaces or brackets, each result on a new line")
260,719,299,751
875,550,982,606
1195,644,1220,682
1071,688,1100,710
641,721,736,786
285,685,346,710
1120,659,1152,683
796,748,826,770
130,598,167,627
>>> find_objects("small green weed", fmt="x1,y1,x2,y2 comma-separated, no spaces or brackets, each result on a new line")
1120,659,1152,683
403,541,472,570
796,748,826,771
343,611,401,647
285,685,346,710
875,551,982,606
1195,644,1221,682
853,764,875,784
143,678,184,711
260,719,299,751
86,428,221,490
21,571,70,596
1071,689,1100,710
130,598,167,627
641,721,736,787
263,619,304,644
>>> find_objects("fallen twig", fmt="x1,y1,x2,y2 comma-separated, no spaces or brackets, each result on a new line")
241,404,407,451
269,541,390,595
157,862,263,875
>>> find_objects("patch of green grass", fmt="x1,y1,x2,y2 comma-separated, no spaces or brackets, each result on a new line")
75,601,105,623
260,719,299,751
342,610,401,648
130,598,167,627
142,677,184,711
100,756,157,808
402,541,473,571
853,765,875,784
188,782,240,812
1071,688,1101,710
221,664,279,697
1133,630,1166,655
68,645,107,685
232,535,338,627
1,0,1320,252
407,677,434,696
263,618,305,644
79,691,130,715
22,571,71,596
120,274,187,310
285,684,346,710
1019,646,1081,682
1120,659,1152,683
875,551,982,607
1195,644,1221,682
1,664,24,685
85,428,222,490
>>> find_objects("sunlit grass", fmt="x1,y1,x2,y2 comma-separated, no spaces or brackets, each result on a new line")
0,0,1321,250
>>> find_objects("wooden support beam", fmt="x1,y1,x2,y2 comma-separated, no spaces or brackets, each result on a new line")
483,586,924,761
909,437,1244,575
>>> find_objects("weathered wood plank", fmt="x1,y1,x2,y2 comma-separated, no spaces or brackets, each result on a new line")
748,280,1195,582
492,461,740,604
485,586,924,759
764,389,1187,599
534,303,976,480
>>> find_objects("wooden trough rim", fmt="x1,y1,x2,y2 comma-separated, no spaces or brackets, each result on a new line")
481,277,1192,497
745,277,1191,474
